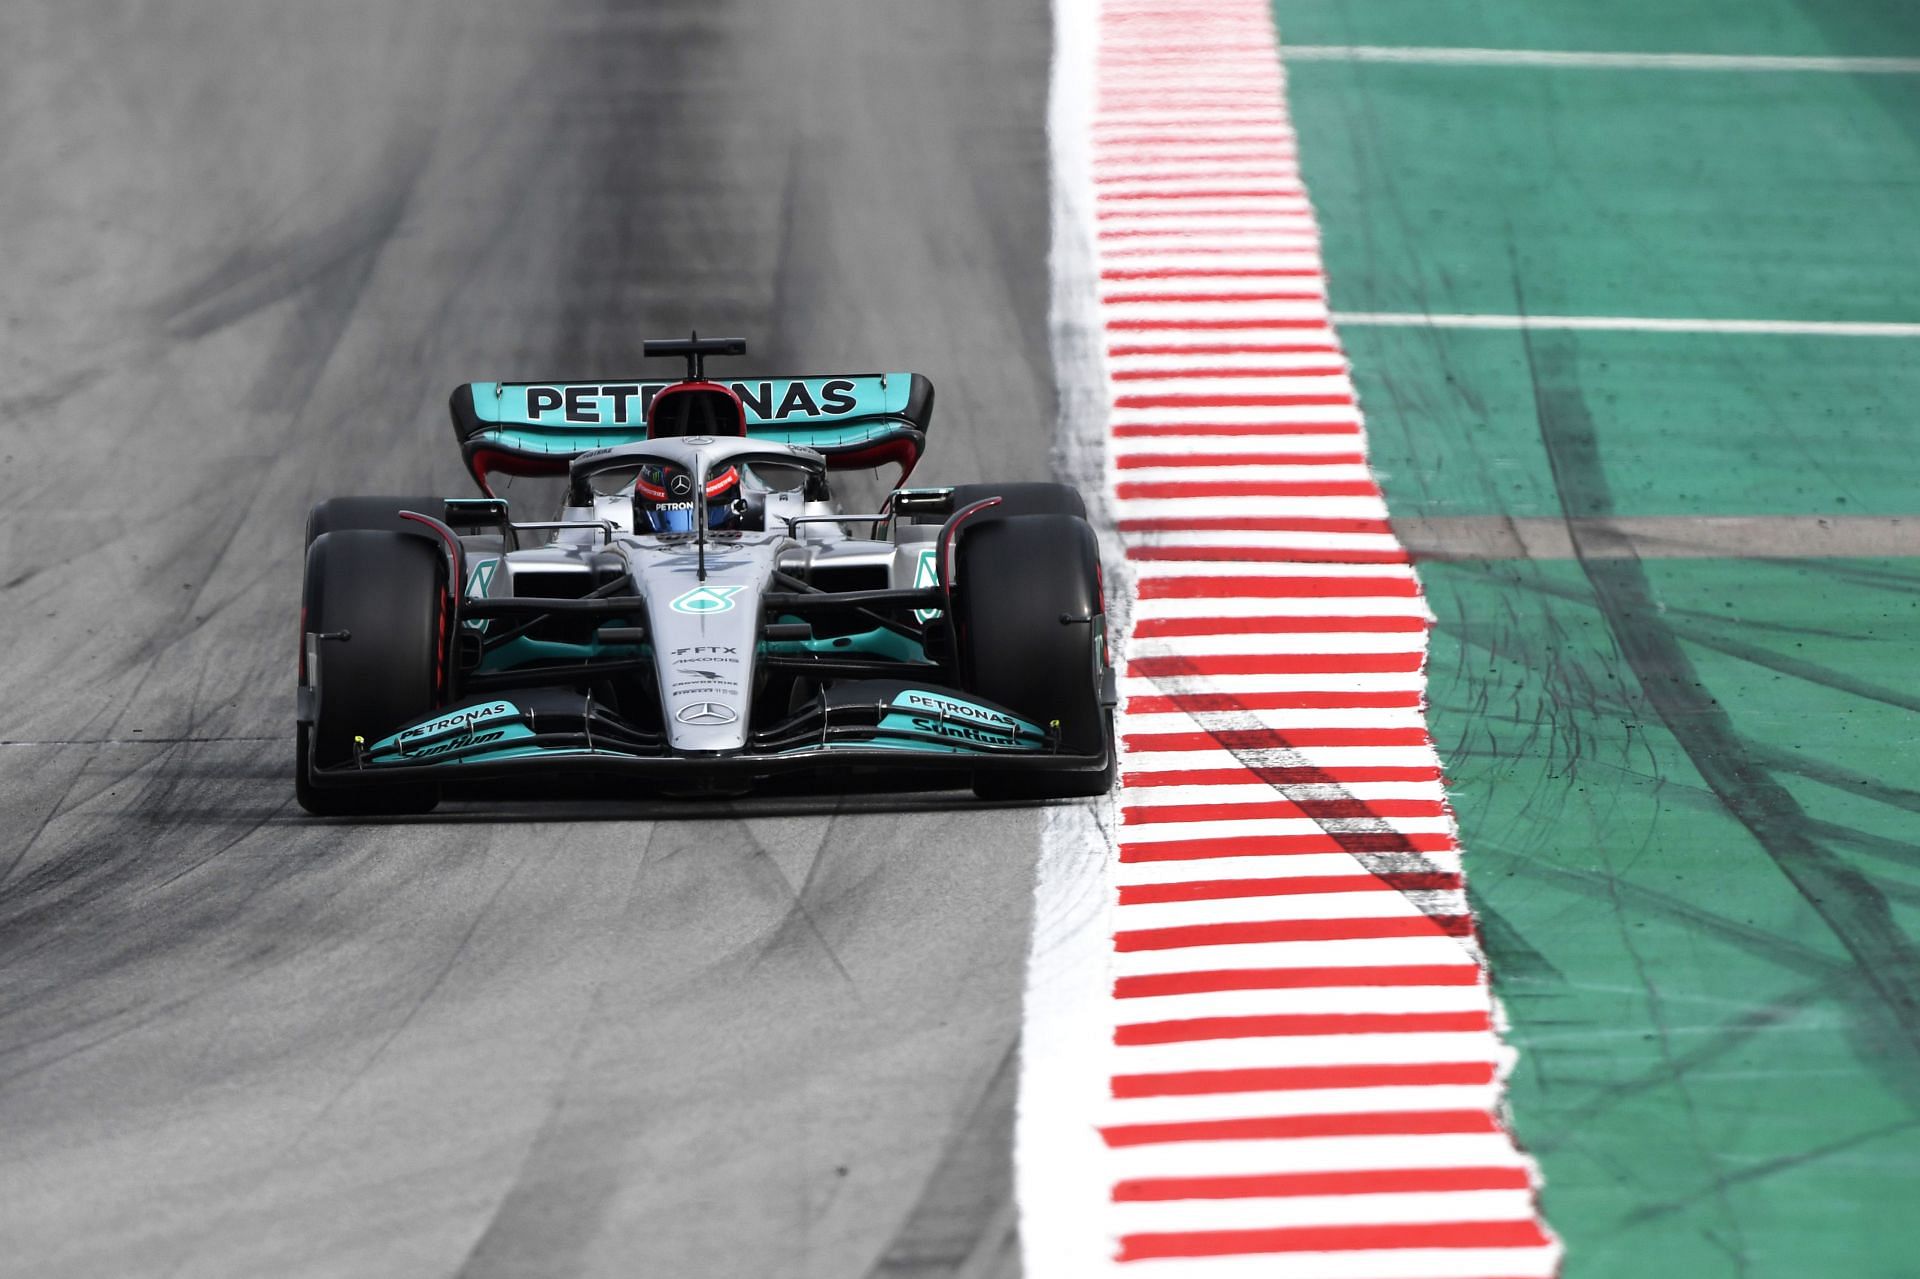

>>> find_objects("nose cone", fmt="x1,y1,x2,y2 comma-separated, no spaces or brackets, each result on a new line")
638,556,769,753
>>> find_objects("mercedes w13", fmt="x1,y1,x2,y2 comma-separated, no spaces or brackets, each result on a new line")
295,336,1115,814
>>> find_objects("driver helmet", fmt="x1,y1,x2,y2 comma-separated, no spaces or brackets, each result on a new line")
634,462,743,534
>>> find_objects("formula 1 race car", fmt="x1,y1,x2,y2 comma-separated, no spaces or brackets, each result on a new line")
296,337,1115,815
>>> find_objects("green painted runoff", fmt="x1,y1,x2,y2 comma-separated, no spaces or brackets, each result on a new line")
1355,328,1920,519
1273,1,1920,1274
1285,64,1920,322
1272,0,1920,59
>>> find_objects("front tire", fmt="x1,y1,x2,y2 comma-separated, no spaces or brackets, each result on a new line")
296,530,445,816
304,495,445,547
951,513,1114,800
936,482,1088,523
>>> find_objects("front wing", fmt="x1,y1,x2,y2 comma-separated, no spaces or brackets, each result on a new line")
301,682,1114,791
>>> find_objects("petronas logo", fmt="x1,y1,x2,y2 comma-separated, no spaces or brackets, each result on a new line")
670,585,744,615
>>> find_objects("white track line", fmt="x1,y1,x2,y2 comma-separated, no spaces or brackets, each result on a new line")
1333,312,1920,337
1281,44,1920,74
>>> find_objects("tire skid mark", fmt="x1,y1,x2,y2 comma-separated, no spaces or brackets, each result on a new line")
1623,1115,1920,1227
155,130,434,344
1129,658,1472,928
861,1036,1022,1279
161,834,544,1279
1524,327,1920,1062
1439,558,1920,715
449,824,664,1279
736,811,869,1004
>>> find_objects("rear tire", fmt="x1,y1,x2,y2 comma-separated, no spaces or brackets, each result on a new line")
296,530,444,816
952,514,1114,801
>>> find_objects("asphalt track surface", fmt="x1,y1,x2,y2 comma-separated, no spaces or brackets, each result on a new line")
0,3,1052,1275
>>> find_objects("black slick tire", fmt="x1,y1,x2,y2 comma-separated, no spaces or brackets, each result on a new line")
939,482,1088,523
296,530,444,816
952,513,1114,801
304,496,445,547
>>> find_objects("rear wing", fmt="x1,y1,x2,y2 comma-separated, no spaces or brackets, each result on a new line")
449,373,935,493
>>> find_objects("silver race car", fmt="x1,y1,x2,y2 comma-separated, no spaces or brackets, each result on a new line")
296,337,1115,814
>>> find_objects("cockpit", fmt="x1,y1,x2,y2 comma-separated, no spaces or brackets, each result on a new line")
557,377,841,538
576,456,821,535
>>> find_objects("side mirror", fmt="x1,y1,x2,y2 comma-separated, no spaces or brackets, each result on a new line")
443,497,510,531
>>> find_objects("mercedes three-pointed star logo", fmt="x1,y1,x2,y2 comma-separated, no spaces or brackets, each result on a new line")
675,701,738,726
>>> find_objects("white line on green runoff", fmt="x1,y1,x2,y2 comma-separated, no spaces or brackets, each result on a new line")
1282,46,1920,74
1332,313,1920,338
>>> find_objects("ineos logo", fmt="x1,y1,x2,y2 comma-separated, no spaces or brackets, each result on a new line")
675,702,738,726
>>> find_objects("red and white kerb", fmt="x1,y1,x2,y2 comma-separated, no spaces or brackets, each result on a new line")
1069,1,1562,1273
